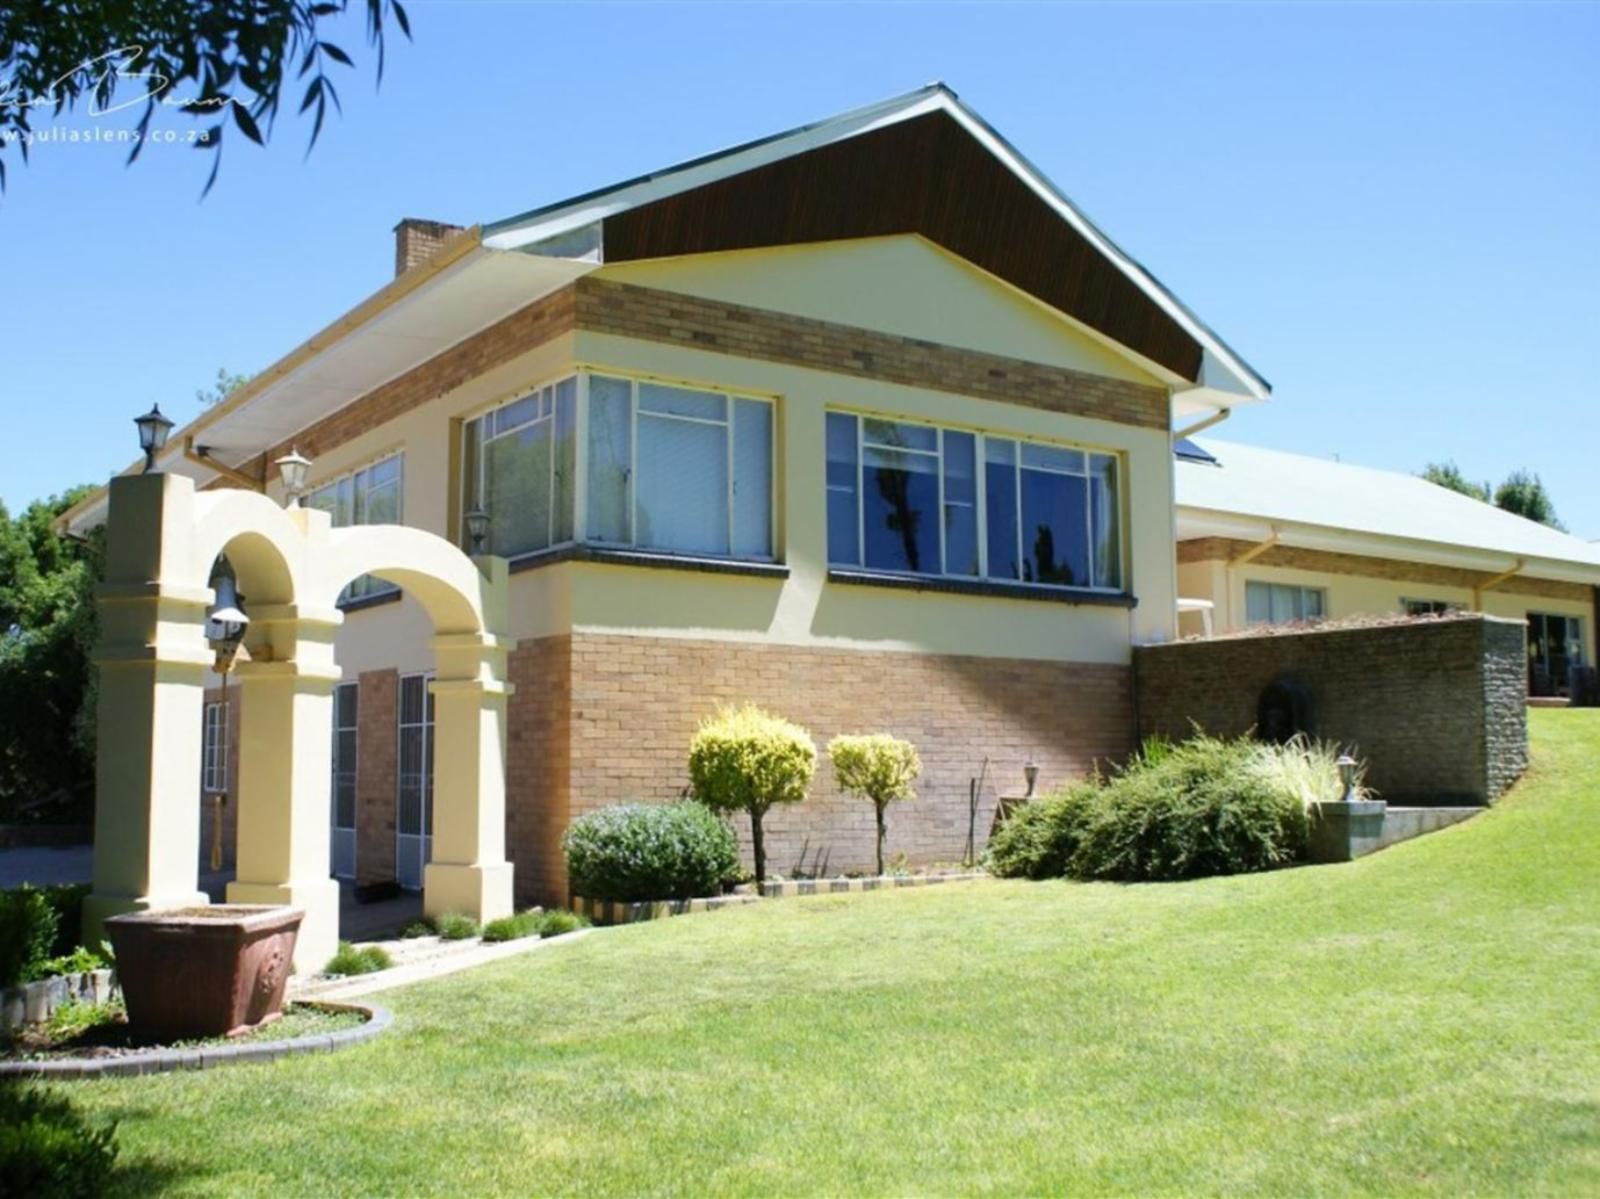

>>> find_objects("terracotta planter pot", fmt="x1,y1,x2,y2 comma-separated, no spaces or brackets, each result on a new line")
106,905,303,1041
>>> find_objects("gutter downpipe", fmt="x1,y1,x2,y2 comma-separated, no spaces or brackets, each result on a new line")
1472,558,1525,612
183,436,266,492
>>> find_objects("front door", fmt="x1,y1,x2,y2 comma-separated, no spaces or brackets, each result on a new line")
396,673,435,890
1527,613,1586,697
330,682,358,880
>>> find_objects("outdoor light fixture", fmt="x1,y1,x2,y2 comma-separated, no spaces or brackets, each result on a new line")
1023,759,1039,798
1336,753,1359,804
205,573,250,873
275,447,312,507
134,404,174,472
464,504,490,553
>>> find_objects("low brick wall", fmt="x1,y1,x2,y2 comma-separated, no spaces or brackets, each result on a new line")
1133,615,1528,805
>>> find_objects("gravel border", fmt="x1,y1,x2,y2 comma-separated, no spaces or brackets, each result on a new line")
0,1002,390,1080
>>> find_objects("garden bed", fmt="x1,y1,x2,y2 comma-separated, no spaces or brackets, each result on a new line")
0,1000,388,1079
574,870,986,925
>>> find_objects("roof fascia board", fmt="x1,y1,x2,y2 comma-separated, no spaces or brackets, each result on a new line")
1178,505,1600,584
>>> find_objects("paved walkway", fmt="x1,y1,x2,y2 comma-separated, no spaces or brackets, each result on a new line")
295,926,597,1002
0,847,422,941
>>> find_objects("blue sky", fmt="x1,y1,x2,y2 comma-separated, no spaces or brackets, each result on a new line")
2,2,1596,537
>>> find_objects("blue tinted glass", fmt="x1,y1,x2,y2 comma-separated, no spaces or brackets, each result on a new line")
985,440,1019,580
1020,469,1088,586
826,413,859,566
943,431,978,577
863,447,940,574
638,383,726,422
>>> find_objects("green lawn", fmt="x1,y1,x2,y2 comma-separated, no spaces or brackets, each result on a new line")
70,711,1600,1196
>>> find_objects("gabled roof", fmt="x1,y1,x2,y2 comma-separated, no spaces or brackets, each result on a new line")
485,83,1269,406
1177,438,1600,582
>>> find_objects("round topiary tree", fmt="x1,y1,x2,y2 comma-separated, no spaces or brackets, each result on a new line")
688,704,816,884
828,734,922,876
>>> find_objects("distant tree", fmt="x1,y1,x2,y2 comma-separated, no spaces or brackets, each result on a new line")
1494,470,1565,531
197,368,252,407
1420,461,1490,503
0,1,411,195
0,488,102,823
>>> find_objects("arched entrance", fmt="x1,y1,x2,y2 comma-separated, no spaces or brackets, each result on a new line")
82,472,515,971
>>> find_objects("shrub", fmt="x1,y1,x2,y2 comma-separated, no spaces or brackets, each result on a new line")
481,910,543,943
564,801,738,902
537,910,590,938
984,782,1100,880
324,942,392,977
433,913,479,941
829,734,922,876
1249,734,1369,809
0,1083,119,1199
1071,735,1311,882
32,946,109,980
688,704,816,883
0,886,59,988
399,919,435,939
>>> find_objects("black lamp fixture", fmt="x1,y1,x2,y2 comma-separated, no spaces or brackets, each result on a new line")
464,504,490,553
275,447,312,507
135,404,174,473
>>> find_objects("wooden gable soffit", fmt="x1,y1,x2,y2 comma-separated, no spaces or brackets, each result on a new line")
599,111,1206,383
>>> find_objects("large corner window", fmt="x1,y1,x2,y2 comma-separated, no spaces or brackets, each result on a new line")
825,411,1122,590
461,379,576,558
588,375,774,560
1245,581,1325,625
305,454,403,600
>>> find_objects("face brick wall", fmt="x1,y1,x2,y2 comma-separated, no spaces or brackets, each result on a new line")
505,633,1133,905
1177,538,1592,604
355,669,399,888
1133,615,1528,805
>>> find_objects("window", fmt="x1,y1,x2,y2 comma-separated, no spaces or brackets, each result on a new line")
588,375,774,559
202,701,228,793
305,454,404,600
396,673,435,891
825,411,1122,590
461,380,576,557
1527,613,1586,695
1245,581,1326,625
1404,598,1461,617
330,683,358,880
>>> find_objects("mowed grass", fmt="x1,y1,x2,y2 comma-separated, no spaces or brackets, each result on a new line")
70,711,1600,1196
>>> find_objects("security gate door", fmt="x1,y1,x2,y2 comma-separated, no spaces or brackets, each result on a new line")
396,673,435,890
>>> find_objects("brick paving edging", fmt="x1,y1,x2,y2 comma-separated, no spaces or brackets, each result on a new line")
0,1002,390,1080
574,870,988,925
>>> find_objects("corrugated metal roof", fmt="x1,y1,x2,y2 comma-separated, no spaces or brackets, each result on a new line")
1178,438,1600,573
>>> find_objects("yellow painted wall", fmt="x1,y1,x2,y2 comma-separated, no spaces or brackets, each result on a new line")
598,235,1163,386
285,250,1176,678
1178,555,1597,664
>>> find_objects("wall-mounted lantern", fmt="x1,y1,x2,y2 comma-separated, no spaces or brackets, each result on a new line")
274,447,312,507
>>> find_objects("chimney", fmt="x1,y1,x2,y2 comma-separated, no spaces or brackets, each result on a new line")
393,218,466,277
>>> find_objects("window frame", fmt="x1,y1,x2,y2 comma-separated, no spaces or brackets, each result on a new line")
460,379,577,558
460,369,779,566
304,452,405,601
825,407,1126,593
1244,580,1328,625
202,700,228,794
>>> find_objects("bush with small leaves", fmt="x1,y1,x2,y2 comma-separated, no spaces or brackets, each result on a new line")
0,1083,119,1199
481,910,543,943
563,801,738,902
828,734,922,876
537,910,590,938
433,913,479,941
324,942,392,977
688,704,816,883
398,919,435,939
984,782,1101,880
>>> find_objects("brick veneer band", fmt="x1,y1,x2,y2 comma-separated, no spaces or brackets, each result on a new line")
1178,537,1591,603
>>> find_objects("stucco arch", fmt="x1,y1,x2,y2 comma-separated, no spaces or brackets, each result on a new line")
316,524,491,637
189,489,309,606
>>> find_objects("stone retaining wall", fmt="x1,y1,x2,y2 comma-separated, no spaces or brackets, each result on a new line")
1133,615,1528,805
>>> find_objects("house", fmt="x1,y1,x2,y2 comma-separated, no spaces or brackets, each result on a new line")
1174,438,1600,697
62,85,1272,905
